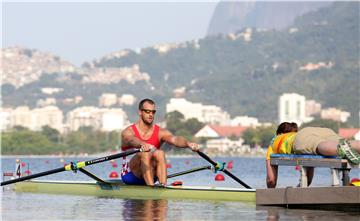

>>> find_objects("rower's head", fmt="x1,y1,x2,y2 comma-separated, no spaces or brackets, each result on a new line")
276,122,298,135
138,98,156,125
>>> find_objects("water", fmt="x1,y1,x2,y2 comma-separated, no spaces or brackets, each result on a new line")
1,156,360,220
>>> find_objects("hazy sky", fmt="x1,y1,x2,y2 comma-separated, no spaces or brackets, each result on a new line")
2,1,219,66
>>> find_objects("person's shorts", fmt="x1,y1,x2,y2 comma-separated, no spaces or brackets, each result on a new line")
293,127,341,154
121,171,147,185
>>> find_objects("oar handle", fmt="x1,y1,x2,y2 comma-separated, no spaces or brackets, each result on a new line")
197,151,252,189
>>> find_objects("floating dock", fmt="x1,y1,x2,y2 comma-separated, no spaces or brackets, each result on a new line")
256,154,360,211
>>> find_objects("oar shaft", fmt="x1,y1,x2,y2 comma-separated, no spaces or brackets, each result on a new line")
1,167,65,186
167,166,211,179
197,151,252,189
1,148,141,186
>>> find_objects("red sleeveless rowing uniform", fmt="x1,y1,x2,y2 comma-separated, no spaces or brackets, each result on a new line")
121,124,161,176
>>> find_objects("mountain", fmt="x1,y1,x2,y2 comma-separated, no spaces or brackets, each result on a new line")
2,2,359,125
207,1,332,35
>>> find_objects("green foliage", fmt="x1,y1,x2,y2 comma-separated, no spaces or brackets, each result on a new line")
1,129,120,155
165,111,204,140
300,118,348,132
242,125,276,148
1,130,56,155
41,126,60,143
2,2,359,126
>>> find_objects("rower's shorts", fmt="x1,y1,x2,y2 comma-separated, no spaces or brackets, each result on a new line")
293,127,341,154
121,171,147,185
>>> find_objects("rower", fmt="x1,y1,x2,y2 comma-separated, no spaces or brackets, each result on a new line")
120,98,199,186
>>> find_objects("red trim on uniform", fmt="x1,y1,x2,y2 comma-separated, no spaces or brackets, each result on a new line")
121,124,161,151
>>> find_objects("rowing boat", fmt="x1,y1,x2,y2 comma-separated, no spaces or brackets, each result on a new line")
3,150,255,202
13,179,256,202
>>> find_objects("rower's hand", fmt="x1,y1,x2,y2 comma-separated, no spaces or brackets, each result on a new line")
140,143,155,152
188,142,199,152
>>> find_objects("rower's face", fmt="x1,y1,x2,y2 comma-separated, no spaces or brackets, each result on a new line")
139,102,156,125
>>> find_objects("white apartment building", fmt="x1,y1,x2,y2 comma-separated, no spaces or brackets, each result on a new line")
118,94,136,106
305,99,322,116
99,93,117,107
206,137,244,152
0,108,12,131
166,98,230,125
10,105,63,132
231,116,260,127
278,93,312,125
321,108,350,123
67,106,128,132
100,109,129,131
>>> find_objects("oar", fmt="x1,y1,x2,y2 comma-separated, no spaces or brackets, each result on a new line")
1,148,141,186
167,165,211,179
197,151,252,189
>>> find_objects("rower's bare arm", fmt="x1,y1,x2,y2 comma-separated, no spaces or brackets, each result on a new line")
160,129,199,151
121,127,153,151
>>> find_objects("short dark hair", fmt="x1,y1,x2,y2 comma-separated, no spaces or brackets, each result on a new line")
138,98,155,110
276,122,298,135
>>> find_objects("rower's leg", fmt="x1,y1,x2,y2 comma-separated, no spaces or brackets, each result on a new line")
152,150,167,185
139,152,155,185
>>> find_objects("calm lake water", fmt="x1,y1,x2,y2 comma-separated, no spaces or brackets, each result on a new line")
1,155,360,220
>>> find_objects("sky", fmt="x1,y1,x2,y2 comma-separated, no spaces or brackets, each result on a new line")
2,1,219,66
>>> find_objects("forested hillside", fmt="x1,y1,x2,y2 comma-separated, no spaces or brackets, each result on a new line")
2,2,359,125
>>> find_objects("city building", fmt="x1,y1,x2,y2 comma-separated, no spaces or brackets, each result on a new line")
278,93,312,125
99,93,117,107
205,137,244,152
231,116,260,127
305,100,322,117
118,94,136,106
67,106,128,132
10,105,63,132
321,108,350,123
166,98,230,125
0,108,13,131
195,125,248,138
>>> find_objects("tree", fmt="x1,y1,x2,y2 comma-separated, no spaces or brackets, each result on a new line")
41,126,60,143
300,118,348,132
166,111,185,134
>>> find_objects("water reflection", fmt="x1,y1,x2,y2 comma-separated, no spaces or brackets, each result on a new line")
258,206,360,221
122,199,168,221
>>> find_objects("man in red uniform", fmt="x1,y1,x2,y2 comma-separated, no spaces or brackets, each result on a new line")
121,98,199,186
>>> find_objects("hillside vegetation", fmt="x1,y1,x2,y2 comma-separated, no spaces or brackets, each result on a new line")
2,2,359,125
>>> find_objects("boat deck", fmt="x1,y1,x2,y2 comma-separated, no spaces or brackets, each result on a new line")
13,179,256,202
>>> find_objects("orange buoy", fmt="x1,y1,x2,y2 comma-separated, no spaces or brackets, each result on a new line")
227,161,233,169
24,169,31,175
215,174,225,181
166,163,172,169
109,171,119,178
295,165,300,171
171,181,183,186
112,163,118,168
21,162,26,167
